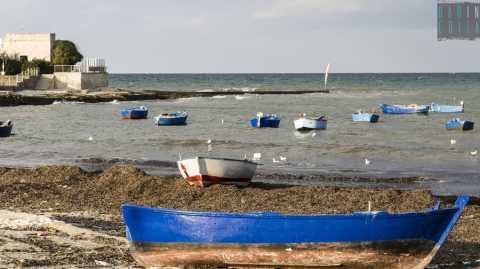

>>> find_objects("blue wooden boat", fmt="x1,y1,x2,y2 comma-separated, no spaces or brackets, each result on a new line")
154,112,188,126
380,104,429,114
430,101,464,113
120,106,148,119
445,118,474,131
352,111,380,122
122,196,469,268
249,113,280,128
0,120,13,137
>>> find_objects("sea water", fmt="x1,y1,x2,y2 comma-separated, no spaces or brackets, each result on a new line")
1,73,479,196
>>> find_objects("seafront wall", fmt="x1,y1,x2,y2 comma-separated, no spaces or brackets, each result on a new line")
37,72,109,90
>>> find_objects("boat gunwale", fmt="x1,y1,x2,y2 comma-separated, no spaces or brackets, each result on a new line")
180,156,260,165
121,203,458,220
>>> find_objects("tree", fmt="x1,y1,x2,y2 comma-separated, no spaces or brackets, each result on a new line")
52,40,83,65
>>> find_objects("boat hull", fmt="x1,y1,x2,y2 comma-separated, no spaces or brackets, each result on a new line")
177,157,257,186
250,117,280,128
129,240,435,268
0,122,13,137
430,103,464,113
120,108,148,119
380,104,429,114
445,119,474,131
352,113,379,123
294,118,327,130
122,196,469,268
154,115,188,125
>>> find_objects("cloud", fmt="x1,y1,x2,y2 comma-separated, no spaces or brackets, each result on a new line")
253,0,363,19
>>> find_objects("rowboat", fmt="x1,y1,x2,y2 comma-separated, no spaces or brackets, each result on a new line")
430,101,464,113
177,157,258,187
380,104,429,114
120,106,148,119
122,196,469,269
352,111,379,122
294,114,327,130
154,112,188,126
250,113,280,128
445,118,474,131
0,120,13,137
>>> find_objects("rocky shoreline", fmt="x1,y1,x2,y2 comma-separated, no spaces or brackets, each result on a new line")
0,165,478,268
0,88,329,107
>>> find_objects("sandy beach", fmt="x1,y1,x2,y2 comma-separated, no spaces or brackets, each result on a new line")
0,165,478,268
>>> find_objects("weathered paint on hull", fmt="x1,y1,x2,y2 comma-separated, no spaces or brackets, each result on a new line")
185,175,252,187
130,240,436,269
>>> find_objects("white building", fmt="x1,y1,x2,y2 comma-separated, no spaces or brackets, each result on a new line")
0,33,55,61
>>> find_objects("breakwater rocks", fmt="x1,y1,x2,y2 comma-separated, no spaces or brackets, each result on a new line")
0,88,330,107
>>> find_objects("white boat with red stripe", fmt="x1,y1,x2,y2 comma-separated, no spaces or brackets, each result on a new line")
177,157,258,187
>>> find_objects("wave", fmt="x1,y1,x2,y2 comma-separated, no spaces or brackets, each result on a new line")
52,100,85,105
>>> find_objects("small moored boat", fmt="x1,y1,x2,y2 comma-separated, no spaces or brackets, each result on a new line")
294,114,327,130
0,120,13,137
249,113,280,128
122,196,469,269
380,104,429,114
177,157,258,187
154,112,188,126
430,101,464,113
352,111,380,122
445,118,474,131
120,106,148,119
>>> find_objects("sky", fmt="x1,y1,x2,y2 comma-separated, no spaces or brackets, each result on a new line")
0,0,479,73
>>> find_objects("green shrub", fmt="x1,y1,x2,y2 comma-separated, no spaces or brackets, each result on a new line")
52,40,83,65
4,58,22,75
29,59,54,74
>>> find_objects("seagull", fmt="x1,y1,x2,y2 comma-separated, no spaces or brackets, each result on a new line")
365,158,371,166
311,132,317,137
252,153,262,161
207,139,212,144
450,139,456,145
471,150,478,156
280,156,287,161
221,119,224,125
88,136,93,141
273,158,280,163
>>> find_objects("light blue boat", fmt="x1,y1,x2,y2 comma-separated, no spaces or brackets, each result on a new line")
380,104,429,114
430,101,464,113
154,112,188,126
122,196,469,268
445,118,474,131
352,111,380,122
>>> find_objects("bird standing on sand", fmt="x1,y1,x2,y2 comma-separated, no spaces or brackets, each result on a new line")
365,158,371,166
88,136,93,141
450,139,456,145
471,150,478,156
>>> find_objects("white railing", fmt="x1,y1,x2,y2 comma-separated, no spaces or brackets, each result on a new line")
0,67,39,87
54,58,107,73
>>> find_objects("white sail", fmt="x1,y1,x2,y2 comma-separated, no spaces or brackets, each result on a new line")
324,63,331,89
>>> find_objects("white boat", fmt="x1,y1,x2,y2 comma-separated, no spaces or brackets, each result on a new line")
177,157,258,187
294,115,327,131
